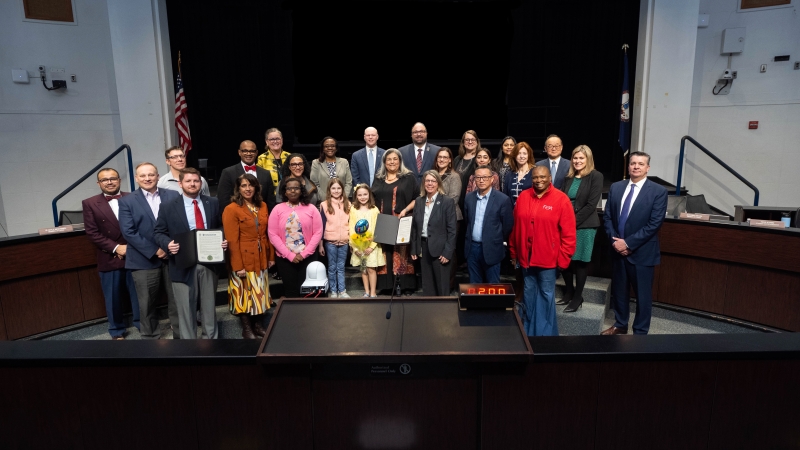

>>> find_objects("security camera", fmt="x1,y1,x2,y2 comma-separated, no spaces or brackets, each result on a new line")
38,65,45,73
722,69,733,79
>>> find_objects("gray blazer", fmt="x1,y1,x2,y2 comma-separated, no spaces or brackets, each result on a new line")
310,157,353,201
440,171,463,221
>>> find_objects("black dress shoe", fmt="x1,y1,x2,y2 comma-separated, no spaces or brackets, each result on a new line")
556,292,573,306
563,296,583,313
600,326,628,335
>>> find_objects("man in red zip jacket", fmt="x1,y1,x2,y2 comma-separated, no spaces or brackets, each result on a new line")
509,165,576,336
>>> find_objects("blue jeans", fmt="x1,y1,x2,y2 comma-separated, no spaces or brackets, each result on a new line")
522,267,558,336
325,241,348,293
467,242,501,283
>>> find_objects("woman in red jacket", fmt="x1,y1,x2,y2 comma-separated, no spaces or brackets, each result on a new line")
509,166,576,336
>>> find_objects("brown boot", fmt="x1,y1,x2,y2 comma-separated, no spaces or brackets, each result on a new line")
253,319,267,338
240,315,256,339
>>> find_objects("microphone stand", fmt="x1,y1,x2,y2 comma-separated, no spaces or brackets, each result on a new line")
386,273,400,319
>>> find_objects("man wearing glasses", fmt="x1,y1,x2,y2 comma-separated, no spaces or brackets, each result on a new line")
82,168,141,340
216,140,277,212
463,165,514,284
399,122,440,184
257,128,291,195
535,134,570,191
158,146,210,196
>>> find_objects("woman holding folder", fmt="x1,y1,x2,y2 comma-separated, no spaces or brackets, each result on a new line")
371,148,418,295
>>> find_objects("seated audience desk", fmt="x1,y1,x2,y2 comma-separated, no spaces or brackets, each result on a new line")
0,230,107,340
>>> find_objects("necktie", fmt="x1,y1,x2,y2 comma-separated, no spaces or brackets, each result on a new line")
193,199,205,230
105,194,121,202
368,150,375,185
244,165,256,172
551,160,556,177
617,184,636,238
417,149,423,173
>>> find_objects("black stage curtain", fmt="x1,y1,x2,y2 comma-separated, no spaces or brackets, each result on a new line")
166,0,638,180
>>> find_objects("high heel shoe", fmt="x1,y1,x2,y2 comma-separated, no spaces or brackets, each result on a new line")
563,296,583,313
556,292,573,306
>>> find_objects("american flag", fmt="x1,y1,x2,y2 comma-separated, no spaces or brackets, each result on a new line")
174,74,192,153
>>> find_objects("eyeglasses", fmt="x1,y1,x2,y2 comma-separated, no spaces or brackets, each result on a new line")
323,144,337,148
167,155,185,160
437,155,450,160
289,162,304,168
98,177,120,183
474,175,492,181
463,138,477,143
267,138,282,143
239,149,257,154
412,130,427,135
546,144,563,150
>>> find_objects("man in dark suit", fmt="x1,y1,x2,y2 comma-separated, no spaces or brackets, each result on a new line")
602,151,668,335
350,127,385,187
398,122,440,184
82,168,140,340
154,167,228,339
535,134,570,191
216,140,276,212
119,162,181,339
463,165,514,283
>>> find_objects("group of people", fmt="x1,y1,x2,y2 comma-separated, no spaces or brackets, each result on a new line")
83,122,667,340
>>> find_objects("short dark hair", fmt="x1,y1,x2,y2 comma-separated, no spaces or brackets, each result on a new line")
97,167,119,180
178,167,200,181
165,146,183,159
280,153,310,180
318,136,338,163
279,176,310,205
629,151,651,164
231,173,263,207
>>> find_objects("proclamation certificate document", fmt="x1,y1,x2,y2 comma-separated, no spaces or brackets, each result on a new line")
396,216,413,244
196,230,224,263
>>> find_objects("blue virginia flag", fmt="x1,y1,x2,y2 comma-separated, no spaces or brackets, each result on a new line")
618,51,631,156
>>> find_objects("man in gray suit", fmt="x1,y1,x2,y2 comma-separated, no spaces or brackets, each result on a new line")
350,127,385,187
535,134,570,191
398,122,440,184
119,162,181,339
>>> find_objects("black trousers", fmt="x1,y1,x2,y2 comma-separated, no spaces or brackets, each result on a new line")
420,239,452,296
275,254,317,298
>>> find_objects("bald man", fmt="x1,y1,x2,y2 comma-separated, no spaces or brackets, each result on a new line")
351,127,386,187
216,140,277,212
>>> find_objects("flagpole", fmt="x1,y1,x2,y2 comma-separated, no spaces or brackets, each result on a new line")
178,51,183,79
621,44,630,180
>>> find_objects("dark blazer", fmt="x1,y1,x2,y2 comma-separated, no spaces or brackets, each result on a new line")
398,143,440,183
563,170,604,229
118,188,180,270
410,194,457,260
154,194,222,284
83,192,129,272
350,147,385,186
216,163,277,213
602,178,668,266
463,188,514,266
536,157,570,191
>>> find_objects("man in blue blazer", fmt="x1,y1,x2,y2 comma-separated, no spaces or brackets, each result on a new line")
350,127,385,187
463,166,514,283
398,122,440,184
602,152,667,335
535,134,570,191
119,162,181,339
154,167,227,339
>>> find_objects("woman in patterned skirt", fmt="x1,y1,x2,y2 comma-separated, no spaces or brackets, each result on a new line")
558,145,603,313
222,173,275,339
371,148,419,295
